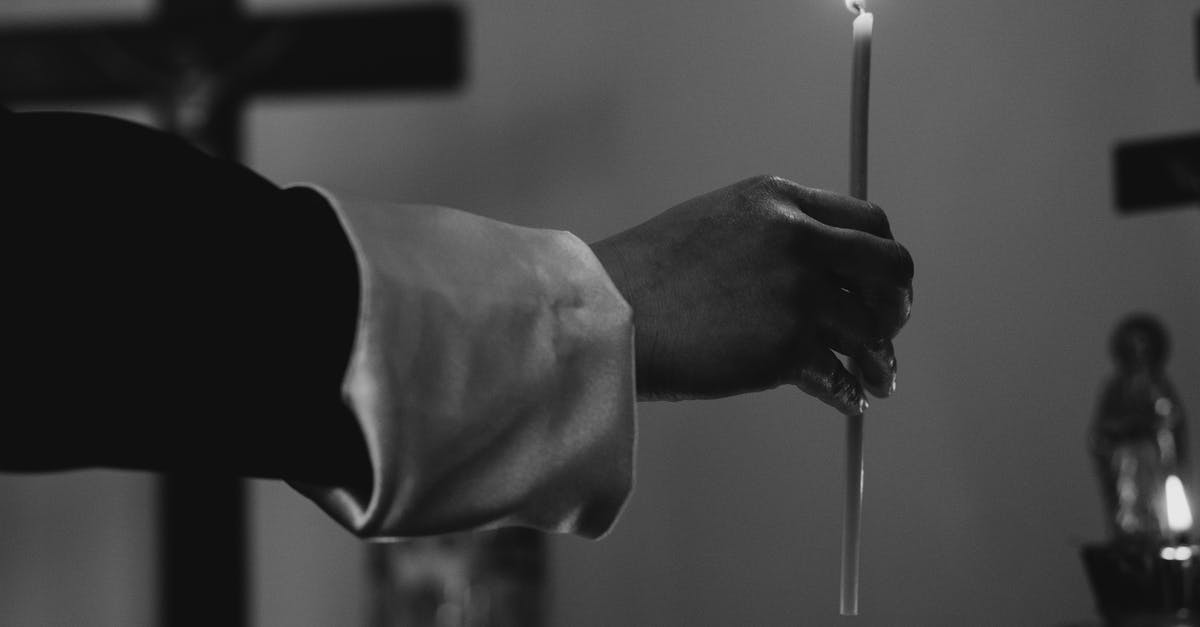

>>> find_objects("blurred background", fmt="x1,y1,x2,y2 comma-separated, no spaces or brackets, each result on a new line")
1,0,1197,625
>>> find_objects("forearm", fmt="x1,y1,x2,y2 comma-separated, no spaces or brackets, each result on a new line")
2,109,637,540
1,110,369,490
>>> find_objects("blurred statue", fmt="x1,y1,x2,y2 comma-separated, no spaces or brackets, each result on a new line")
1089,314,1191,542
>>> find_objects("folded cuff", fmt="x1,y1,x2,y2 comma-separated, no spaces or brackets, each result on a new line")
287,184,636,540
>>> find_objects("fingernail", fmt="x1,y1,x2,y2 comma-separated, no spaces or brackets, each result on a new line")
857,397,870,414
890,377,897,394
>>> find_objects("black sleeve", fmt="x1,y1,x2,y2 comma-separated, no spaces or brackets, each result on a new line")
0,109,370,491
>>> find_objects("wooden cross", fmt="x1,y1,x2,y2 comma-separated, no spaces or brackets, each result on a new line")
0,1,464,625
1112,12,1199,214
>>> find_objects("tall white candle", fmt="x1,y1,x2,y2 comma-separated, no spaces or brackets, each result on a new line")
849,3,873,200
841,0,872,618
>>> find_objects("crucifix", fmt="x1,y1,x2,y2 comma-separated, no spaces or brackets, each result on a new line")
0,1,463,625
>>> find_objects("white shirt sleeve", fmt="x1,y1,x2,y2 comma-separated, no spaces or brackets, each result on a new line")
287,185,636,540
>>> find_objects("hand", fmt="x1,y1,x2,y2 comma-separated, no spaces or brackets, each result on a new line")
590,175,913,415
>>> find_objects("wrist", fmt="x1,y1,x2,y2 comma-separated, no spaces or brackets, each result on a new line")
590,236,667,400
589,237,630,304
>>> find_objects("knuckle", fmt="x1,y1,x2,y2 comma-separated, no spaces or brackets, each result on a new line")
866,202,892,236
740,175,797,221
750,174,791,194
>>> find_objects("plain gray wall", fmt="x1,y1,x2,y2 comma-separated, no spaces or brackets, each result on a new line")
1,0,1197,625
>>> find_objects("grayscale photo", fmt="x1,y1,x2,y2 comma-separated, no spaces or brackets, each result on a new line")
1,1,1196,625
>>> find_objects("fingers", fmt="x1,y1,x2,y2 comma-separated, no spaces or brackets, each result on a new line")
812,275,911,348
753,176,910,290
803,224,914,286
800,224,915,337
744,176,913,407
769,177,894,239
816,287,879,342
859,284,914,340
793,347,869,417
821,329,897,398
855,341,897,399
761,177,912,292
814,289,897,397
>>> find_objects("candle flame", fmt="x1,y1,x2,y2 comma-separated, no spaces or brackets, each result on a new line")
1165,475,1194,534
845,0,865,15
1162,545,1194,561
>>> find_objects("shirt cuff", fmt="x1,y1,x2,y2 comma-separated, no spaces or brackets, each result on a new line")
287,184,636,540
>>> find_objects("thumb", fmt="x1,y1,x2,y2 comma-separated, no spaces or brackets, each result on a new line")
793,348,869,417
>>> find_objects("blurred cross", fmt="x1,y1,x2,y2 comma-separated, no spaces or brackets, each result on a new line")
1112,12,1199,214
0,1,464,624
1115,134,1199,213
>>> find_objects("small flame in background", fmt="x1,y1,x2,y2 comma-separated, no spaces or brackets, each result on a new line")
845,0,865,15
1162,545,1194,560
1165,475,1194,534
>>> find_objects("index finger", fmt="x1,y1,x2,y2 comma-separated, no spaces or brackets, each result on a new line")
768,178,894,239
799,220,915,287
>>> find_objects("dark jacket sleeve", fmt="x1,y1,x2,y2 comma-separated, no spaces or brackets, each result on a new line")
0,107,369,490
